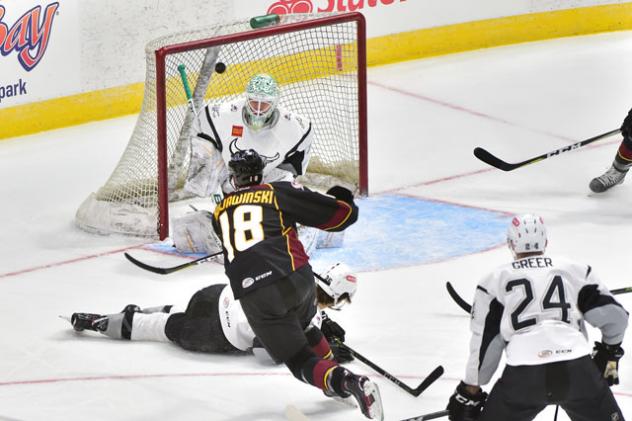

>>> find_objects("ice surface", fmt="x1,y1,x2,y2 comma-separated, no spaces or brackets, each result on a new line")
1,31,631,420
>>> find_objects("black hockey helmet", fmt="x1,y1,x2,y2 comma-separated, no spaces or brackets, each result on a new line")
228,149,265,187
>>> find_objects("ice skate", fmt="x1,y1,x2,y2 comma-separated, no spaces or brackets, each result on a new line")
70,313,108,332
342,374,384,420
589,165,627,193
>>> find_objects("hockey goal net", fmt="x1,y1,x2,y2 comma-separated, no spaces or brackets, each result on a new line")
76,12,367,239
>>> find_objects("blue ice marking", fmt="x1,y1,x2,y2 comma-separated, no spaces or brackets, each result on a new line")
311,194,510,272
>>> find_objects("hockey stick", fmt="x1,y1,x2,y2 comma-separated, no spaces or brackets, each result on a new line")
445,282,472,313
177,63,205,133
124,251,222,275
400,409,449,421
337,341,444,397
447,282,632,315
473,128,620,171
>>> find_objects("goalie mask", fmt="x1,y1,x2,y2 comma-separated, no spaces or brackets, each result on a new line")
507,214,548,258
317,263,358,310
244,73,279,132
228,149,265,188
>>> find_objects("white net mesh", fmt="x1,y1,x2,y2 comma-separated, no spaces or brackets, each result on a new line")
76,13,364,238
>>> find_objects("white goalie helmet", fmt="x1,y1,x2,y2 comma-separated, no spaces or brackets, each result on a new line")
244,73,279,132
507,213,548,257
317,263,358,310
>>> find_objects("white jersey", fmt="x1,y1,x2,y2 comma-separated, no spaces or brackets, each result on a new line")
218,284,323,352
218,285,256,351
198,99,314,192
465,254,628,386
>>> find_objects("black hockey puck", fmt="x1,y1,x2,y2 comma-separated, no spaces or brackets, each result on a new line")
215,62,226,73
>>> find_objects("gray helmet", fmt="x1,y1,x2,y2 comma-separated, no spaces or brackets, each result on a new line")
244,73,279,131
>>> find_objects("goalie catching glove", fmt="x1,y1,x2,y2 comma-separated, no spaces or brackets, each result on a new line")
592,341,624,386
447,381,487,421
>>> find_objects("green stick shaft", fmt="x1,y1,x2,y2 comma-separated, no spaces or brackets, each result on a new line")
177,64,193,100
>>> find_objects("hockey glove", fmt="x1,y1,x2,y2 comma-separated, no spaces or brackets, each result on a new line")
621,108,632,139
447,381,487,421
320,312,346,343
592,341,624,386
326,185,354,204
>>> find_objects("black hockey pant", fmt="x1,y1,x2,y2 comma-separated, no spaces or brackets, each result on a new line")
479,356,625,421
165,284,240,353
239,265,347,394
239,265,318,363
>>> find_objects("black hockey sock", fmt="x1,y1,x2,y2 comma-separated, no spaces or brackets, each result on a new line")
286,345,342,393
305,326,333,360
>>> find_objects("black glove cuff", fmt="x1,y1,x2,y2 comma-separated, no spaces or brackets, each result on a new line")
597,342,625,359
455,381,485,400
326,185,354,203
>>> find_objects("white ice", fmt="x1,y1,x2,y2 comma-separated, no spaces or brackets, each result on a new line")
1,31,632,420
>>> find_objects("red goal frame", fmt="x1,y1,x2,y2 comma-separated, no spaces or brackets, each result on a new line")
155,12,367,239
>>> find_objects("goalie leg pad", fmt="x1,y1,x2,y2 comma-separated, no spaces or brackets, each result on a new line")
172,210,223,254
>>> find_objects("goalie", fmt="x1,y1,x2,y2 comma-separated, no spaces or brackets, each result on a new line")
174,73,339,256
185,72,313,196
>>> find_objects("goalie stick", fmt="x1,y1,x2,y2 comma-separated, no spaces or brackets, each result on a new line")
337,341,444,397
400,409,449,421
474,128,620,171
124,251,222,275
446,281,632,314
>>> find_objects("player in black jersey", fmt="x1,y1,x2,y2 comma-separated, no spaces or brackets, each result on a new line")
590,107,632,192
211,149,384,421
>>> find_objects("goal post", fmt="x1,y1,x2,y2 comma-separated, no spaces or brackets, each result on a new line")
76,12,368,240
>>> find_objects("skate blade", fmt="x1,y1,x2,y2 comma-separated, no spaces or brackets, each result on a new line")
363,381,384,421
58,315,72,324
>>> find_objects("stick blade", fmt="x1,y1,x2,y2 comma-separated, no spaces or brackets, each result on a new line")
473,147,516,171
446,282,472,313
124,252,170,275
412,365,444,397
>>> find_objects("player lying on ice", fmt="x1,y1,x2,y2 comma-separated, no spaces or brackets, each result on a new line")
68,262,356,365
447,214,628,421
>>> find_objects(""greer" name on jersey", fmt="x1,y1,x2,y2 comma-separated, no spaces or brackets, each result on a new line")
512,257,553,270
